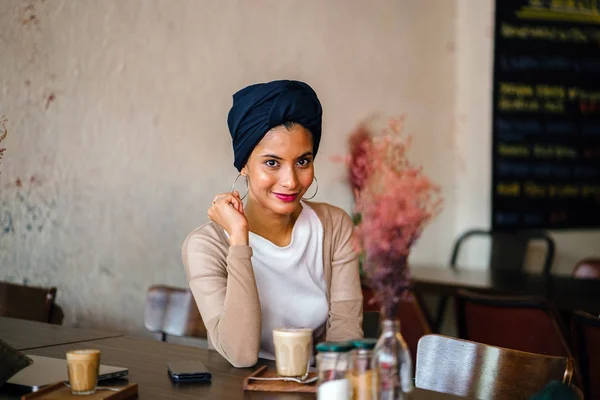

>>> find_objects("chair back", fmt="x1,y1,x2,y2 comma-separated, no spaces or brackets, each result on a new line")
572,258,600,280
456,289,572,357
434,229,556,332
0,281,58,323
571,311,600,400
144,285,207,341
362,311,380,339
362,285,432,363
416,334,574,399
450,229,555,273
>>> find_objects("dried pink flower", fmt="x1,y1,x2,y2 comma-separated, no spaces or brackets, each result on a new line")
347,123,374,192
346,116,443,315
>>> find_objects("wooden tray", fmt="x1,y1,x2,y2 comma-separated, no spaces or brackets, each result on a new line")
21,382,138,400
243,366,317,393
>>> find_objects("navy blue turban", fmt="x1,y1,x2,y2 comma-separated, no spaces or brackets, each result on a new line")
227,80,323,171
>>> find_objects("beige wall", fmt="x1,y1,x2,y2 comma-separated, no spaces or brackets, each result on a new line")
0,0,598,335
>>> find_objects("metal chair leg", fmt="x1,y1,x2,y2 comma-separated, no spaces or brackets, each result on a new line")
434,296,448,333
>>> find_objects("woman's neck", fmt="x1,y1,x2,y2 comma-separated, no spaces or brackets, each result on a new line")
245,198,302,247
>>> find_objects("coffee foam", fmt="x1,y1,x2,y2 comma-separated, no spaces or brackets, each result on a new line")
70,349,100,355
273,327,313,336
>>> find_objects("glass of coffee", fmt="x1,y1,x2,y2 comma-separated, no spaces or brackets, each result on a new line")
66,349,101,395
272,328,313,378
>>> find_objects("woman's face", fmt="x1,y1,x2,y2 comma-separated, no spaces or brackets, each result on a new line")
242,124,315,216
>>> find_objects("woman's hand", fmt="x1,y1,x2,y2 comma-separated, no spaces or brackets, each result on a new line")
208,191,249,246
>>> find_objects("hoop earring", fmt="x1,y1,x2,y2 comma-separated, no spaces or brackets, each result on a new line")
302,176,319,200
231,174,248,200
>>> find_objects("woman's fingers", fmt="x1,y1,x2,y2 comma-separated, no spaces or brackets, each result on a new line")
229,195,244,214
230,191,244,214
211,192,244,214
212,193,227,204
207,192,249,237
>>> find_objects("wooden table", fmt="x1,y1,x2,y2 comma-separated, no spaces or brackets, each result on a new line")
412,266,600,313
0,317,122,351
0,318,467,399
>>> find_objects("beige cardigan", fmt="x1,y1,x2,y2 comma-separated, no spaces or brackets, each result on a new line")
182,201,364,368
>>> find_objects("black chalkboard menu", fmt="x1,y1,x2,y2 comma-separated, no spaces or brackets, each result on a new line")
492,0,600,230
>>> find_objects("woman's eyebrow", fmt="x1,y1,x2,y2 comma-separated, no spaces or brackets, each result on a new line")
297,152,313,159
261,154,283,160
260,152,313,160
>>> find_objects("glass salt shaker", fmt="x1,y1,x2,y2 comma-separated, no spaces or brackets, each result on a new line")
316,341,353,400
350,339,378,400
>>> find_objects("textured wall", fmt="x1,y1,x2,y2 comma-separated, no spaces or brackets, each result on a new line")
0,0,457,333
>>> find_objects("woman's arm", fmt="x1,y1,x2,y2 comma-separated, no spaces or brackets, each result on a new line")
183,228,261,368
326,210,364,341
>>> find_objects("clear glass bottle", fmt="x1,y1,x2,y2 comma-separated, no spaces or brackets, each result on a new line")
351,339,378,400
371,319,413,400
316,341,353,400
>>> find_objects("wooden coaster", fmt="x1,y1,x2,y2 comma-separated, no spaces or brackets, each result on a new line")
243,366,317,393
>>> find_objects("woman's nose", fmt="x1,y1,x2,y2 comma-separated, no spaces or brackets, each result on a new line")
280,167,299,190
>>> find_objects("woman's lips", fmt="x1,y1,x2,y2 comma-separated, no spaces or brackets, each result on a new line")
273,193,299,202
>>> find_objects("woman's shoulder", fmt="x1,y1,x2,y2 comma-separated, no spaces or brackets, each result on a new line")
304,201,353,228
182,221,229,255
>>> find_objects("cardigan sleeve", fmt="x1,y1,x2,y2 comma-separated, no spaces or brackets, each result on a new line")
326,208,364,341
182,225,262,368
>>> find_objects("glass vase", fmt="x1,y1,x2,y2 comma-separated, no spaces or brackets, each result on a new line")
371,307,414,399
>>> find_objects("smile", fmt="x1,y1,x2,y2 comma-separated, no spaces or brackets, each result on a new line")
273,192,299,202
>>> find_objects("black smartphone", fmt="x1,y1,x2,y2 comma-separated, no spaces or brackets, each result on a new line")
167,360,212,383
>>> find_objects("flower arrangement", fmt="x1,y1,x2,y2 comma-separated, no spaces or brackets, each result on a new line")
0,116,7,176
345,116,442,316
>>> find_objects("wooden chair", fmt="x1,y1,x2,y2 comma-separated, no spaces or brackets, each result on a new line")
434,229,555,331
571,311,600,400
572,258,600,280
362,285,433,364
0,281,62,324
455,289,572,358
415,334,575,399
144,285,207,342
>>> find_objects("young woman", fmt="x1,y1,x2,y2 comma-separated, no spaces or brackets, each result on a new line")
182,80,363,368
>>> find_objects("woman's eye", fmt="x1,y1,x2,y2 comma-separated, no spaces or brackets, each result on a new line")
265,160,279,168
297,158,311,167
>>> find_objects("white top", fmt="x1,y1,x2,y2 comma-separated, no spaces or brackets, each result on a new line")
249,202,328,360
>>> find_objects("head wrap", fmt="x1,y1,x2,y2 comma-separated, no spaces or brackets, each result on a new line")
227,80,322,171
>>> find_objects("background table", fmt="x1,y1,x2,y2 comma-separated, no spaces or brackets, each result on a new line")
0,317,122,351
412,266,600,313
